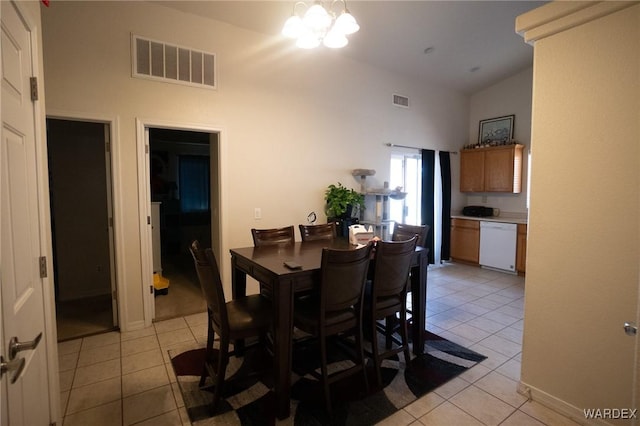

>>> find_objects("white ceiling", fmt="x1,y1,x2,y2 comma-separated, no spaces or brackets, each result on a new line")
156,1,546,94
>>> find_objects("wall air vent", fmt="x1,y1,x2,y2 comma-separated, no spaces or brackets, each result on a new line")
132,34,216,90
392,94,409,108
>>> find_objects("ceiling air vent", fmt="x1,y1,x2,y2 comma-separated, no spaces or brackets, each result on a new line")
392,94,409,108
132,34,216,90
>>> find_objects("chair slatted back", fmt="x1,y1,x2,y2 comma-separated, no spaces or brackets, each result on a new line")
189,240,228,333
251,226,295,247
320,245,372,313
392,223,429,248
372,237,417,300
299,222,337,242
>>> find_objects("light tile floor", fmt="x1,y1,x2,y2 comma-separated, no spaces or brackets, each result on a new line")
58,262,581,425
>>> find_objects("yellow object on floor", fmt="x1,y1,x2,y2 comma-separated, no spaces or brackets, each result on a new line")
153,272,170,295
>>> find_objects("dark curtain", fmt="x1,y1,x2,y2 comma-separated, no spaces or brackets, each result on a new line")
421,149,452,264
439,152,452,260
421,150,435,264
179,155,210,212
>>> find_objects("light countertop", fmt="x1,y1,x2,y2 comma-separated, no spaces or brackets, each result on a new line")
451,213,528,225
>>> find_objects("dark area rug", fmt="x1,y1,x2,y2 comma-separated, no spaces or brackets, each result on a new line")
169,331,486,425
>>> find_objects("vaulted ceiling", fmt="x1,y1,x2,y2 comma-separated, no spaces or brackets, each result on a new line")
156,1,546,94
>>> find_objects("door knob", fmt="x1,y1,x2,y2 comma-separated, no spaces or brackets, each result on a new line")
624,322,637,336
0,355,25,384
8,332,42,360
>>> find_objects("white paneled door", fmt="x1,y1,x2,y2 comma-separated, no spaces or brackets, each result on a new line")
1,1,51,425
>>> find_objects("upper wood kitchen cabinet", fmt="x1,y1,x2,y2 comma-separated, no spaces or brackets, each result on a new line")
459,149,485,192
460,144,524,193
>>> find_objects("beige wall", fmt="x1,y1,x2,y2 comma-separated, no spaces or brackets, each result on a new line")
40,1,470,329
518,2,639,417
468,67,533,214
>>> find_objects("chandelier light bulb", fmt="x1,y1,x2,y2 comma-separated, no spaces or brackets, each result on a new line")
334,11,359,35
303,3,331,33
282,0,358,49
323,28,348,48
296,28,321,49
282,15,303,38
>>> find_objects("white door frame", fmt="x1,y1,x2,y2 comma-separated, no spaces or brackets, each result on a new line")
136,118,223,327
46,110,124,329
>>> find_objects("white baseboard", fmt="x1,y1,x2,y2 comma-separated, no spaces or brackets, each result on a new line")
518,381,614,426
122,319,146,333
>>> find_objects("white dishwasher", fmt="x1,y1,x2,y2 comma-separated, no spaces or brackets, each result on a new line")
479,221,517,273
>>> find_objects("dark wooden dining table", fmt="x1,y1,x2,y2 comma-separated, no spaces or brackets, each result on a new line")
229,239,429,420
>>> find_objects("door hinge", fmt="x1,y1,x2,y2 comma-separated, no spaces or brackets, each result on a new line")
39,256,47,278
147,215,151,225
105,141,111,153
30,77,38,101
150,285,154,294
145,144,149,154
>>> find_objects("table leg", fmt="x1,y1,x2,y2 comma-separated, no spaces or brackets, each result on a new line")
272,277,293,420
231,258,247,299
411,250,428,355
231,258,247,354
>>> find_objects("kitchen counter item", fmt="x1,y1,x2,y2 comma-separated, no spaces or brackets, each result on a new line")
462,205,495,217
479,221,517,273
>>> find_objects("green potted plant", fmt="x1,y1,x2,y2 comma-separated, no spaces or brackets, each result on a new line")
324,183,364,237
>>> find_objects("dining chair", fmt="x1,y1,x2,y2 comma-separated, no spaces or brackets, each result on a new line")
392,223,429,247
391,223,429,329
251,226,295,298
251,226,295,247
189,240,272,414
293,244,373,415
365,236,418,387
299,222,337,242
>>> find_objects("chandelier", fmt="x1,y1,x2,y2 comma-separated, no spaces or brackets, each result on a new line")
282,1,360,49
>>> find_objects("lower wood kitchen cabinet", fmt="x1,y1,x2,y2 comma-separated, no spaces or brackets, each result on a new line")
450,218,480,263
516,224,527,274
450,218,527,275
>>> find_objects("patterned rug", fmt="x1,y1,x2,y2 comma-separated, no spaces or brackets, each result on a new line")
169,331,486,425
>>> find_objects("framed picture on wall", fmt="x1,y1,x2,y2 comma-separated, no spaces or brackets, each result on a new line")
478,115,515,144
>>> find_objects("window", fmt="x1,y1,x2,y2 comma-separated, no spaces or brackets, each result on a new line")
179,155,210,212
389,152,422,226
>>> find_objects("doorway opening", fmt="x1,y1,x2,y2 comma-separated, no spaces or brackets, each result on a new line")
47,118,118,341
148,128,213,321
